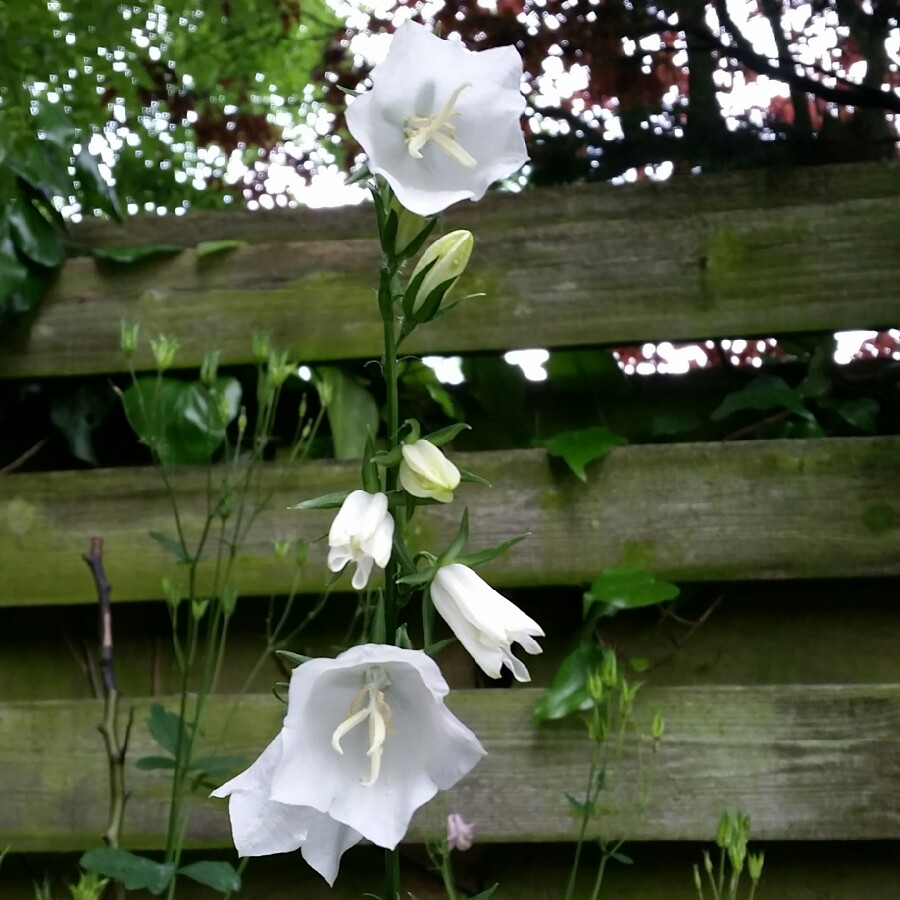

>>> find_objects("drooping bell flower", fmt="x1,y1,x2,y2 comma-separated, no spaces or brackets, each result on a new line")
345,21,528,217
327,490,395,590
431,563,544,682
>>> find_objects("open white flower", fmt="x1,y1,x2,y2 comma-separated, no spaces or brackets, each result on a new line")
211,733,362,886
399,439,460,503
213,645,484,880
431,563,544,682
345,21,528,217
327,490,394,590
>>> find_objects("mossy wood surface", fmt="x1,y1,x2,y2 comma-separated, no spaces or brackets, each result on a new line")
1,684,898,852
1,438,899,607
2,163,898,377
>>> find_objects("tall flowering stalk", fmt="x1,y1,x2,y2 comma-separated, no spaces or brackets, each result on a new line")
215,21,541,897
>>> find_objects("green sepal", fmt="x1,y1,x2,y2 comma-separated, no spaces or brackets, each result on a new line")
380,206,399,259
424,422,471,446
455,531,529,569
401,256,438,321
436,507,469,567
458,467,491,487
411,276,455,326
424,636,456,657
395,216,436,261
394,624,413,649
361,432,381,493
395,567,436,587
276,650,312,666
372,446,403,468
272,681,289,704
290,490,351,510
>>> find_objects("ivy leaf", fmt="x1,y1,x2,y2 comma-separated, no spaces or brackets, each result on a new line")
818,396,879,434
533,641,607,723
7,197,65,267
49,386,112,465
711,374,814,422
80,848,175,894
584,566,679,619
178,861,241,892
545,427,628,481
316,367,379,459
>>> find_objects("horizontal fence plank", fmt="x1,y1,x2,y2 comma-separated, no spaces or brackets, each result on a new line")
1,684,898,851
1,438,899,607
2,163,898,378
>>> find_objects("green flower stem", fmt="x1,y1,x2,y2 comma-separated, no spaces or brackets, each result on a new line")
385,845,402,900
564,738,602,900
439,845,460,900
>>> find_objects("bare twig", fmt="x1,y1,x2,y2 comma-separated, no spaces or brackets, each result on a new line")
0,436,49,474
83,538,131,900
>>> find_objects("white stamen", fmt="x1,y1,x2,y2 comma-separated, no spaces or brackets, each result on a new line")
329,668,393,787
405,83,477,168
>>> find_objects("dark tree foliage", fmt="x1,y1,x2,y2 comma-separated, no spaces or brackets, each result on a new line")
312,0,899,185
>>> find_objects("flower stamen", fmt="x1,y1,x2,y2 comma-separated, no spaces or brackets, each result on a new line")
330,668,393,787
405,83,477,168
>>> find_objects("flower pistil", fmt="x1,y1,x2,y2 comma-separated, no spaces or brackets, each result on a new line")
330,667,393,788
405,83,476,168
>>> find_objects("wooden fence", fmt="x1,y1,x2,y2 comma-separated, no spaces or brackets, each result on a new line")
0,161,898,897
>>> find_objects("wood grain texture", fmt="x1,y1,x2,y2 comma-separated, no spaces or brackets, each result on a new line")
1,438,899,607
1,684,897,851
2,163,898,377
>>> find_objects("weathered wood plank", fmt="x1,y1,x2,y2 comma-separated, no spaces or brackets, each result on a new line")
1,684,897,851
2,165,898,378
1,439,898,607
4,582,899,702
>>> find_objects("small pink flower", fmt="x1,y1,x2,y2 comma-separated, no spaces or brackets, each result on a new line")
447,812,476,852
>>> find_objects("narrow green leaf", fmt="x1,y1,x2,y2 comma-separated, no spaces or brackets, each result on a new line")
289,490,350,510
148,531,190,564
178,861,241,892
457,466,491,487
468,884,500,899
92,245,183,263
276,650,312,666
79,848,175,894
134,755,178,771
455,532,529,569
566,792,595,817
195,239,244,258
545,427,628,481
188,755,245,776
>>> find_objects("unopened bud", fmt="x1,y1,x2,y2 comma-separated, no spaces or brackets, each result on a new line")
295,539,309,567
162,576,182,608
237,407,248,436
716,813,733,849
651,709,665,741
390,196,430,259
120,320,140,358
600,649,618,688
220,585,238,616
692,864,703,892
150,334,180,371
748,852,764,882
407,230,473,317
702,850,713,876
586,668,604,703
191,598,209,621
200,350,220,388
267,350,294,389
252,332,271,363
274,539,291,559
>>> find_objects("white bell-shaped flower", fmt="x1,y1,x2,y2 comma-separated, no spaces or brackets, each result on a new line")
431,563,544,682
345,21,528,217
399,439,460,503
327,490,395,590
215,644,486,878
211,733,362,886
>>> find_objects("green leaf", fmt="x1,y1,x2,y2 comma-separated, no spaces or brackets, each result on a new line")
423,422,471,446
74,147,122,220
629,656,650,673
584,566,680,619
437,508,469,566
467,886,500,900
178,861,241,892
610,850,634,865
122,377,241,465
189,755,244,776
134,755,178,771
545,427,628,481
533,642,608,723
80,848,175,894
195,239,244,258
92,245,183,263
49,386,112,465
818,396,879,434
148,531,190,564
711,374,814,422
146,703,189,757
455,532,529,569
565,792,595,817
316,367,379,459
8,198,65,267
289,490,351,510
798,336,836,398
